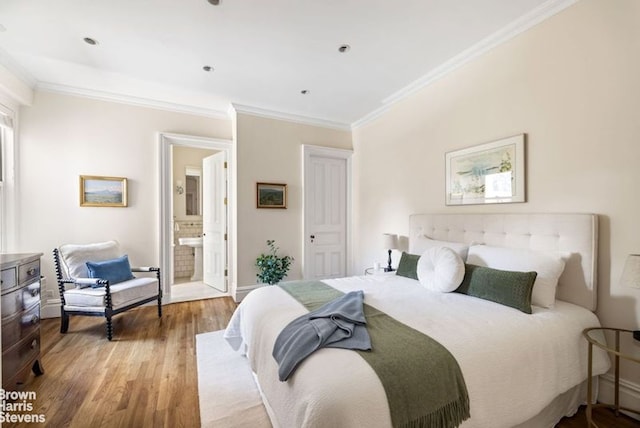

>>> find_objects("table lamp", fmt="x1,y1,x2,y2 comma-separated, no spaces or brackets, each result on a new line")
382,233,398,272
620,254,640,341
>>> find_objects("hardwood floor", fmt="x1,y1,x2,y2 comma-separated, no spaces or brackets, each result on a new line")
558,407,640,428
9,298,639,427
10,298,236,428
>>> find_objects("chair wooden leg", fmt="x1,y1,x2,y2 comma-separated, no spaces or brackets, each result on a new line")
106,316,113,341
157,297,162,318
32,359,44,376
60,311,69,333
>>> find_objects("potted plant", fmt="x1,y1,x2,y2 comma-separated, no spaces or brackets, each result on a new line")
255,240,294,285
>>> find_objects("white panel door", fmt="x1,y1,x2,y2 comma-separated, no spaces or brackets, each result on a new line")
203,151,227,292
304,151,349,280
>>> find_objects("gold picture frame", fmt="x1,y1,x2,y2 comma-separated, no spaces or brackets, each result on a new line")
256,182,287,209
80,175,128,207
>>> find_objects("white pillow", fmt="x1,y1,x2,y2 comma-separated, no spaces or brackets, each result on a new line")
417,246,465,292
412,236,469,260
59,240,121,279
466,245,567,308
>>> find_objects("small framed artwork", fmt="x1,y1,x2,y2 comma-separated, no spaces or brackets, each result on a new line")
256,182,287,209
445,134,525,205
80,175,128,207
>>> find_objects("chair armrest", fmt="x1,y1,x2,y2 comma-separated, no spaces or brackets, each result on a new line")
131,267,160,273
73,277,109,289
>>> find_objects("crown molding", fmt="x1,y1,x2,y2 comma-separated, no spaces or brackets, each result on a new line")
352,0,579,130
0,49,36,106
0,49,37,89
231,103,351,131
36,82,231,120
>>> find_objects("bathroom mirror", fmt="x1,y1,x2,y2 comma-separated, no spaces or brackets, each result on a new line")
185,166,201,216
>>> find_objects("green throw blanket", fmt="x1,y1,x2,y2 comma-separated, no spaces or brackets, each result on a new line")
279,280,470,428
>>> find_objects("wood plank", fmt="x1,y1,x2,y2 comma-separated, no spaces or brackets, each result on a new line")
10,297,235,428
8,297,638,427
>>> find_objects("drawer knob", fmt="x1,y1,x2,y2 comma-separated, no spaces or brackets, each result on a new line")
31,339,38,349
31,315,39,325
27,268,37,276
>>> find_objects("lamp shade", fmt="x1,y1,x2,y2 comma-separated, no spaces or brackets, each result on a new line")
620,254,640,288
382,233,398,250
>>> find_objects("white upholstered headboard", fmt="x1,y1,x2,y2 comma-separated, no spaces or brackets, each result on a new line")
408,213,598,311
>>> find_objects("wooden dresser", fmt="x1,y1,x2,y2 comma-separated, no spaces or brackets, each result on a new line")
1,253,44,390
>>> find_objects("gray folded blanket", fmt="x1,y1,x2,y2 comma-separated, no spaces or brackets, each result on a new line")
272,290,371,381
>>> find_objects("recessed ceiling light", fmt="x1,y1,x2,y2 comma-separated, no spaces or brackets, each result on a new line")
300,90,309,95
83,37,98,46
338,44,350,53
207,0,220,5
203,65,214,72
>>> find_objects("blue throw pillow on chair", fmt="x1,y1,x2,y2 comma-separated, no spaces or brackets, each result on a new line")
86,255,135,287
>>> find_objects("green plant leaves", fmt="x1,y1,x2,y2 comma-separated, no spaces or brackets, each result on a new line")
256,240,294,285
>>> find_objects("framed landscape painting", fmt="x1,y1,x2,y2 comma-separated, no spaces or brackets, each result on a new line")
80,175,128,207
256,182,287,209
445,134,525,205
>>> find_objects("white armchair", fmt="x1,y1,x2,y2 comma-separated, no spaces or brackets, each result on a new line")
53,240,162,340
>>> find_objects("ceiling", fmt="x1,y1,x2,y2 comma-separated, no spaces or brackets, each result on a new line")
0,0,571,128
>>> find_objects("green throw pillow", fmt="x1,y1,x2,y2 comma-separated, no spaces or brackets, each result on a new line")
396,252,420,280
455,264,537,314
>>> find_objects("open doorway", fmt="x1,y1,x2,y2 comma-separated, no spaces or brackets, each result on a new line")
159,133,234,304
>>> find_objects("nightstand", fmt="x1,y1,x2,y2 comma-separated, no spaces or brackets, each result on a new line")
583,327,640,427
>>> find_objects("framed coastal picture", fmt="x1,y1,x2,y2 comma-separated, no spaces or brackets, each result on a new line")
256,182,287,209
445,134,525,205
79,175,128,207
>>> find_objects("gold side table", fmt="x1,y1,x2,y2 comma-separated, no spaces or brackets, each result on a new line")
583,327,640,427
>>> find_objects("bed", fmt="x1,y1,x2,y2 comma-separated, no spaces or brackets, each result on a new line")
224,213,611,428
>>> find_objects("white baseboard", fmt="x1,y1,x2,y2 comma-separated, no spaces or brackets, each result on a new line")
234,284,263,302
39,276,61,318
598,373,640,421
41,299,61,319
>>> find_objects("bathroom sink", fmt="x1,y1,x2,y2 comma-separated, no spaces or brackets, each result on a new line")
178,237,204,281
178,237,203,248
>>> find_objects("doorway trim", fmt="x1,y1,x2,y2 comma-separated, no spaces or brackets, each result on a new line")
159,132,235,301
302,144,353,279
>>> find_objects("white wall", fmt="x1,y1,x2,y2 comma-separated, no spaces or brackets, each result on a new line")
15,91,352,303
18,90,232,305
353,0,640,395
235,113,352,291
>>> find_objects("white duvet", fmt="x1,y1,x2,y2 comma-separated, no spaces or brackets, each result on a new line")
224,275,610,428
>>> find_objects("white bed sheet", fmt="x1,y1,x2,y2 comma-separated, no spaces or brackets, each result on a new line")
224,275,610,428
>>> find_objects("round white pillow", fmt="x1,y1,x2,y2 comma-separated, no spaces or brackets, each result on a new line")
417,246,465,292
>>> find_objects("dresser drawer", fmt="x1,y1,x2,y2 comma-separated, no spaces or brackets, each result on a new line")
2,332,40,383
1,267,17,292
2,303,40,346
1,281,41,318
19,259,40,284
